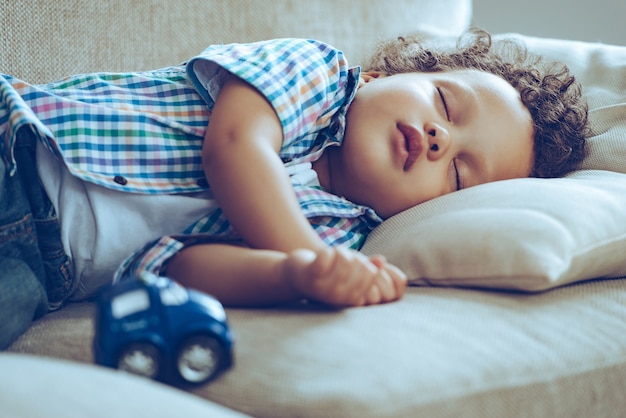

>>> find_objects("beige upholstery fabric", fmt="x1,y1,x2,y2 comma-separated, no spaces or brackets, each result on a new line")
363,170,626,291
9,281,626,418
0,0,471,83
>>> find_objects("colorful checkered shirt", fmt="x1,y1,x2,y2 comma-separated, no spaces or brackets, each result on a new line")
0,38,382,281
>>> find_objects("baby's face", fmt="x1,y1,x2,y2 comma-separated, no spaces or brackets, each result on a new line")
328,69,534,219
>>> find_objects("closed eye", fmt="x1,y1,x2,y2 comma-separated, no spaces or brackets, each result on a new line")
437,87,450,121
453,159,463,190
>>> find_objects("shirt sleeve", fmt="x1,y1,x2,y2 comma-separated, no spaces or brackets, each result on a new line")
185,38,355,157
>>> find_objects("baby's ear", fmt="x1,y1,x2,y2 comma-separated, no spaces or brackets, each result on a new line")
359,71,386,87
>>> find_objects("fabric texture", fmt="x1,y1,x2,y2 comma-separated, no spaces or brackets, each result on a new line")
363,170,626,291
0,0,471,84
8,280,626,418
362,34,626,292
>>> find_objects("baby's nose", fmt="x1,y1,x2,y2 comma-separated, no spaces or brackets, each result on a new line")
425,122,451,158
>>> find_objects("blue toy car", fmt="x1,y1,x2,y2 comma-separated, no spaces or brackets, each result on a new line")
93,273,234,386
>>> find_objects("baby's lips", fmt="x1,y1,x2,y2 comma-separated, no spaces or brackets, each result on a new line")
397,123,423,170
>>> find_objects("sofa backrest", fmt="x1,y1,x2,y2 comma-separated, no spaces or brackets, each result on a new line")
0,0,471,83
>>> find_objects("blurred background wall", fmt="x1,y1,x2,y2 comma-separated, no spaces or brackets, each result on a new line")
472,0,625,45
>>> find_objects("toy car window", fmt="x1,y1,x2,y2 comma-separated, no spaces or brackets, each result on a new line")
160,282,189,306
204,297,227,322
111,289,150,319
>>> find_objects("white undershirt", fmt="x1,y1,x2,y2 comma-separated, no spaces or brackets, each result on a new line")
36,142,218,301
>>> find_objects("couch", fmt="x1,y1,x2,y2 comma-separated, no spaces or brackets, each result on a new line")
3,1,626,417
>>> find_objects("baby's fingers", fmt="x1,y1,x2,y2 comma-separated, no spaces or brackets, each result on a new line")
384,262,408,298
330,247,379,303
365,256,407,304
286,247,375,306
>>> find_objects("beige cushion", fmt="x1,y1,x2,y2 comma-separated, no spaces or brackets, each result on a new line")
9,282,626,418
0,352,249,418
1,0,471,84
362,35,626,291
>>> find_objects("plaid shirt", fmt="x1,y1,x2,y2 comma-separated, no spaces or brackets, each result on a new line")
0,39,382,281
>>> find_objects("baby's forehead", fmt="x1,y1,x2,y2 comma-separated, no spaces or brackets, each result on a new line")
444,69,520,101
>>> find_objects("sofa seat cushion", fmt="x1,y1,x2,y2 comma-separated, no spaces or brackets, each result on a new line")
8,279,626,418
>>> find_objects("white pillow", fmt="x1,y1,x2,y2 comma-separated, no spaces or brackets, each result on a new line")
0,353,246,418
362,170,626,291
361,35,626,291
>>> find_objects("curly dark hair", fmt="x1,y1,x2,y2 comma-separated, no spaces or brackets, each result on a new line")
364,27,590,178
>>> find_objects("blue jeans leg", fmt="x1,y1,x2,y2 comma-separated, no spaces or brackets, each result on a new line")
0,127,72,349
0,256,48,349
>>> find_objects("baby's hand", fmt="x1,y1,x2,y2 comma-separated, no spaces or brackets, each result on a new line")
362,254,407,305
282,247,407,307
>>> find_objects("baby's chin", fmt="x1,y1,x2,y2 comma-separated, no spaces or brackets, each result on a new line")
374,196,437,220
372,203,411,221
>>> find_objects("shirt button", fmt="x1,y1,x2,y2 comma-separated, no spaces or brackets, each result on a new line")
113,175,128,185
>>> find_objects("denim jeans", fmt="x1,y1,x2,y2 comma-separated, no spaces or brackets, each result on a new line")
0,127,73,349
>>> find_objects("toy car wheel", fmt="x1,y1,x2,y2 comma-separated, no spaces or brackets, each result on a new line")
176,335,224,385
117,342,161,379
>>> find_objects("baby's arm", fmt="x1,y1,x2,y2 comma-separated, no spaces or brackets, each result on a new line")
167,243,406,307
201,75,323,252
169,75,406,307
